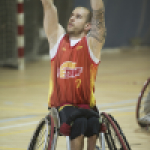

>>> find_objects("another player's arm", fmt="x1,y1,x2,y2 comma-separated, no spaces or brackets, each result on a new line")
87,0,106,60
41,0,65,49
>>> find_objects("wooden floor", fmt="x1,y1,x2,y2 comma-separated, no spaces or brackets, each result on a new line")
0,47,150,150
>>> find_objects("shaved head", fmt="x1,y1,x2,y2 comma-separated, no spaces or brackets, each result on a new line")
67,7,92,38
74,7,92,23
82,7,92,23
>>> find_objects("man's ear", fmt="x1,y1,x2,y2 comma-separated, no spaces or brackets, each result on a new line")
84,23,91,32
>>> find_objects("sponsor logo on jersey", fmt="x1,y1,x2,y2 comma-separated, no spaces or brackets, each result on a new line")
57,61,83,79
62,47,66,51
77,46,83,50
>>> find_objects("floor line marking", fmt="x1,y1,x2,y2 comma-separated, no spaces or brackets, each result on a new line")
0,147,25,150
0,128,34,137
0,121,39,130
97,99,137,108
99,106,135,113
0,115,36,123
0,106,135,130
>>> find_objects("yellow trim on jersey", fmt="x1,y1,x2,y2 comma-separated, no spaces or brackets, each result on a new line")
48,78,53,107
77,46,83,50
58,104,74,112
48,63,54,108
90,64,97,107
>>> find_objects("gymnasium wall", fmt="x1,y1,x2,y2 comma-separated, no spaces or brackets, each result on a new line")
0,0,149,63
24,0,72,58
0,0,17,64
23,0,150,56
73,0,150,48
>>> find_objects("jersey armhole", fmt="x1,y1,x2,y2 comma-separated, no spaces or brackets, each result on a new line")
50,34,65,61
85,37,100,65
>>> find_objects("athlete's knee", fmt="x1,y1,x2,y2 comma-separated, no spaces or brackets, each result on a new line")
70,118,87,140
87,117,100,129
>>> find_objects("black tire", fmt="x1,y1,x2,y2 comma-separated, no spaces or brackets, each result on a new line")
108,114,131,150
101,112,128,150
136,78,150,127
28,115,55,150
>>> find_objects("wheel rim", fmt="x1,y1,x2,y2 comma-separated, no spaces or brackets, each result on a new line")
34,120,51,150
108,114,131,150
101,112,127,150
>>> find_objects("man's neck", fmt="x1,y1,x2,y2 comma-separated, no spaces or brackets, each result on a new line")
69,32,86,40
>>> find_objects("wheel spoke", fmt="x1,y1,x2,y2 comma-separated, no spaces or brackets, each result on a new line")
28,116,54,150
101,113,128,150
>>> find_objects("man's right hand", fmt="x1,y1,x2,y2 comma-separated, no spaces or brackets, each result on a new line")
40,0,53,8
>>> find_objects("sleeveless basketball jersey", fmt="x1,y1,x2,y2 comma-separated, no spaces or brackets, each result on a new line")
48,34,100,108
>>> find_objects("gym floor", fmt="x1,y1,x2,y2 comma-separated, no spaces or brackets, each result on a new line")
0,47,150,150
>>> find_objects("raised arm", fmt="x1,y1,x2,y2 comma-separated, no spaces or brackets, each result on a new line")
41,0,65,49
87,0,106,60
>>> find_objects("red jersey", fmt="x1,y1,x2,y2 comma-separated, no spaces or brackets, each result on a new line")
48,34,100,108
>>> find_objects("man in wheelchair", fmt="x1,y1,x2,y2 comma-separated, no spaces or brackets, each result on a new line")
40,0,106,149
139,92,150,125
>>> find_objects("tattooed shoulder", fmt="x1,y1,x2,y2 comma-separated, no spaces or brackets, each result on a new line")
88,8,106,43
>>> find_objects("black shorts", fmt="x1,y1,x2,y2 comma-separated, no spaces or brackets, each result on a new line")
59,106,100,140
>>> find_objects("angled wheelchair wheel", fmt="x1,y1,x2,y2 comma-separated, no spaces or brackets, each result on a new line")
136,78,150,127
28,115,55,150
101,112,128,150
108,114,131,150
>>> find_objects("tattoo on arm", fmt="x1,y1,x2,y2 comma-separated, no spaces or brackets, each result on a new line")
88,8,106,43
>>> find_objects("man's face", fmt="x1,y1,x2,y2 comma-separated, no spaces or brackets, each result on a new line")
67,7,90,36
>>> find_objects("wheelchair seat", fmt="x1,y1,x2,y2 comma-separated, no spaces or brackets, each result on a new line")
28,107,131,150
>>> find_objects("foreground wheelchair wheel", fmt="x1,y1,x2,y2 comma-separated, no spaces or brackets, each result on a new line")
108,114,131,150
136,78,150,127
101,112,128,150
28,115,55,150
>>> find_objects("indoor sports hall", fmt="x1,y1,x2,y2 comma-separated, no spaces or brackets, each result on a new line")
0,0,150,150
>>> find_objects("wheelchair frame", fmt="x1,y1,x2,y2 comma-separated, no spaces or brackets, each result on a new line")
28,107,131,150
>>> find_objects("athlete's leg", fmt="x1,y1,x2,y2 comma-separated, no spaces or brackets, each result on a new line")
86,117,100,150
70,117,87,150
87,135,97,150
71,135,84,150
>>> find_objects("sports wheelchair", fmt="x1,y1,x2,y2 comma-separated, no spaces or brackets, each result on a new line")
28,107,131,150
136,77,150,128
